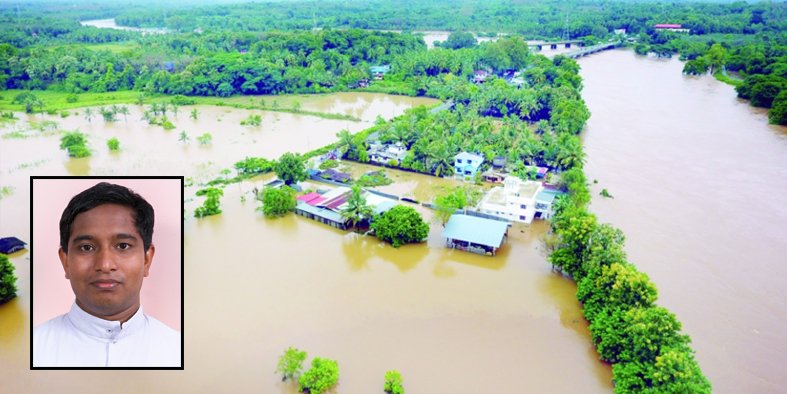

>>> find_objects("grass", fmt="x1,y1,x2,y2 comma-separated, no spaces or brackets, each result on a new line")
0,89,361,121
713,71,743,87
0,89,165,112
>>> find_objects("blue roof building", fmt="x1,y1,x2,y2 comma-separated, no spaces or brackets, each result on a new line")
442,214,509,256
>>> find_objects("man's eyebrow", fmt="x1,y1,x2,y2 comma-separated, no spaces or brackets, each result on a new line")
70,233,139,244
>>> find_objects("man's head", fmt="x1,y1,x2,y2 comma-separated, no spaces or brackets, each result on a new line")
58,182,155,322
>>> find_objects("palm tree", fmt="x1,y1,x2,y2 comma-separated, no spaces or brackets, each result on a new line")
178,131,189,143
118,105,129,122
426,142,455,178
84,107,94,123
340,184,373,231
335,129,354,159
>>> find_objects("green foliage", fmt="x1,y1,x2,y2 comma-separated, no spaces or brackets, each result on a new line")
577,262,658,323
355,170,392,187
371,205,429,248
240,113,262,126
234,156,274,175
432,187,471,226
769,91,787,126
190,108,199,120
339,184,373,230
298,357,339,394
441,31,477,49
59,131,91,158
384,370,404,394
197,133,213,145
13,92,44,113
0,254,19,304
275,347,307,381
600,188,613,198
612,346,711,394
194,187,223,218
275,152,307,185
318,159,339,170
162,118,176,130
65,93,78,103
259,186,297,218
107,137,120,151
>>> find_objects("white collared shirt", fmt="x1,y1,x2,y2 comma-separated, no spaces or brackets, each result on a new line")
33,303,181,367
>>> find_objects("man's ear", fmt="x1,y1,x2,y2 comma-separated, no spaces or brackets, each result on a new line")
58,247,70,279
143,244,155,277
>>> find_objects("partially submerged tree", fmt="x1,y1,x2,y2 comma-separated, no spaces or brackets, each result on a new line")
59,131,91,158
275,152,307,185
258,186,297,217
0,255,18,304
275,347,307,382
340,184,373,231
299,357,339,394
370,205,429,248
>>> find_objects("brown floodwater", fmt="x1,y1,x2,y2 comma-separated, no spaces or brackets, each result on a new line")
580,49,787,393
0,92,611,392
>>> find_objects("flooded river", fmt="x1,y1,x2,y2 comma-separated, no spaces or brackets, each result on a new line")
580,49,787,393
0,92,611,392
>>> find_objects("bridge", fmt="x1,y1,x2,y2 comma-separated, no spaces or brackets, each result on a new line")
562,41,622,59
528,40,584,51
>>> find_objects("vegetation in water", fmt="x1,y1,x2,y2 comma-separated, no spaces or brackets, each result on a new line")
106,137,120,151
194,187,223,218
275,347,307,382
275,152,307,185
384,370,405,394
370,205,429,248
258,186,297,218
59,131,91,158
298,357,339,394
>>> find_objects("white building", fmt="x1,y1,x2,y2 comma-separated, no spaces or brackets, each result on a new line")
367,142,408,165
477,176,563,224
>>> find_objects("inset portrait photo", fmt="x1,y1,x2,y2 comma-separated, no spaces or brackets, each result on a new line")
31,177,183,369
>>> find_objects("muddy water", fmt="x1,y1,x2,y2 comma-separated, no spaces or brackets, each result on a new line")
580,49,787,393
0,92,610,392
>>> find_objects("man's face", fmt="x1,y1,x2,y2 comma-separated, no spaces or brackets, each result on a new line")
59,204,154,321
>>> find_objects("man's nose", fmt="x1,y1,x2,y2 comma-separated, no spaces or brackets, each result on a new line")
94,247,117,272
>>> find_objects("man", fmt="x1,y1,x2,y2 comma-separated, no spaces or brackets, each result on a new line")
33,182,181,367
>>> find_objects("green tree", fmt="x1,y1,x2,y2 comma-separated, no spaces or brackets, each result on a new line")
340,184,373,230
190,108,199,120
612,346,711,394
705,43,728,75
371,205,429,248
59,131,91,158
298,357,339,394
335,129,354,159
433,187,469,226
178,131,190,143
0,254,18,304
84,107,94,123
769,90,787,125
259,186,297,217
13,92,44,113
197,133,213,145
384,370,404,394
442,31,477,49
275,152,307,185
275,347,307,382
577,262,658,322
107,137,120,151
194,187,223,218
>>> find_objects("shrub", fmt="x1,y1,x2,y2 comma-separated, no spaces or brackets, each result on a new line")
384,370,404,394
370,205,429,248
0,254,18,304
107,137,120,151
59,131,91,158
299,357,339,394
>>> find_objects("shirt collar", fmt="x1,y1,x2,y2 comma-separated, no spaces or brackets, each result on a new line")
66,302,146,340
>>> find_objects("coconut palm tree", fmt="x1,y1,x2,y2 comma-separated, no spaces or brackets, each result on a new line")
335,129,354,159
340,184,373,231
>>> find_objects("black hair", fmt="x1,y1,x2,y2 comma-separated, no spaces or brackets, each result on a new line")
59,182,155,253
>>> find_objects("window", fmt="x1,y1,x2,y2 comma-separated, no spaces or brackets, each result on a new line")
520,215,526,220
520,204,527,209
457,159,463,163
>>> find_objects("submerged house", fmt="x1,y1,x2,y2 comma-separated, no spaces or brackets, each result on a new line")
294,186,399,230
477,176,562,224
442,214,509,256
0,237,26,254
454,152,484,179
367,141,408,166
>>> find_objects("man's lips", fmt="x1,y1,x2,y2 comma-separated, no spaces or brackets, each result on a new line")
91,280,121,289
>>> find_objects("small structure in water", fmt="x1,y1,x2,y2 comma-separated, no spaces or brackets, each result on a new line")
0,237,26,254
442,214,508,256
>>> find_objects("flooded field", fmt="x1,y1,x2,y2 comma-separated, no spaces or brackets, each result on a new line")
0,92,611,392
